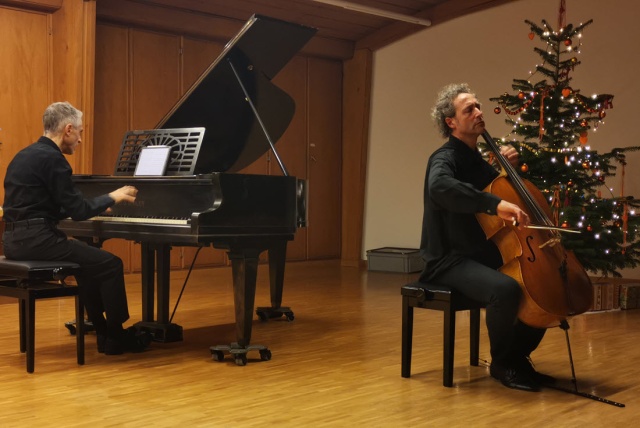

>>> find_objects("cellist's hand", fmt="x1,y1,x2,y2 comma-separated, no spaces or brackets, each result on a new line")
497,200,530,229
500,145,520,167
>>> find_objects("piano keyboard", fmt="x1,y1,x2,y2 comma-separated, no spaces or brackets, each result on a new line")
89,216,189,225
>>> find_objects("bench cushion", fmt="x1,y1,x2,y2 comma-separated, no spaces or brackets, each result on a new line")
0,256,80,281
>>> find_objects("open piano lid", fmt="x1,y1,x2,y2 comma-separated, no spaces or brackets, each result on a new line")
156,15,317,174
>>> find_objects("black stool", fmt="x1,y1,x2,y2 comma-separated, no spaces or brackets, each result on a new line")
401,281,485,387
0,256,84,373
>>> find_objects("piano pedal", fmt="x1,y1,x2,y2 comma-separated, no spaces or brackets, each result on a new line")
256,306,294,322
210,343,272,366
64,318,95,335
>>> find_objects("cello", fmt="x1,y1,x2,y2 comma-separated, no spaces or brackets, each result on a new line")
477,131,624,407
475,130,593,328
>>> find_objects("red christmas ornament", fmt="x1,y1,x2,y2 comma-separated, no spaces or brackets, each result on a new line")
580,119,588,127
520,163,529,173
561,88,572,97
562,221,569,228
564,39,572,46
599,110,607,119
518,92,525,100
587,225,593,232
528,32,535,40
494,107,501,114
567,180,573,187
579,131,588,145
582,162,589,169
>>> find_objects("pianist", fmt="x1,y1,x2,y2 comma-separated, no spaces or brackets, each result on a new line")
2,101,149,355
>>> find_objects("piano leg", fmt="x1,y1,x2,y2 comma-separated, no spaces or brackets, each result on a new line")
210,246,271,366
256,240,294,321
135,242,183,342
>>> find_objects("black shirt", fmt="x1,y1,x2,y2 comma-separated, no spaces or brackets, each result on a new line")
2,136,114,223
419,136,503,282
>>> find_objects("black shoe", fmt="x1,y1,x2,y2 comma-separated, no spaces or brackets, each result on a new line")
104,327,151,355
517,357,557,385
97,335,107,353
490,363,541,392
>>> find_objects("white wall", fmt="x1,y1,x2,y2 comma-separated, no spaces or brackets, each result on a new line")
364,0,640,277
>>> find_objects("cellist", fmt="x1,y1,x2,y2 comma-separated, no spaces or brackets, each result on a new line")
420,83,555,392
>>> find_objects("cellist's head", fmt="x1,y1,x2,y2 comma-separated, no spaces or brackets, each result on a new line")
432,83,485,147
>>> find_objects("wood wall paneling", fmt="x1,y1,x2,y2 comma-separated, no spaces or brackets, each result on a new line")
50,0,95,173
271,56,309,260
94,24,129,175
0,0,61,12
130,29,181,129
0,7,51,204
307,58,342,260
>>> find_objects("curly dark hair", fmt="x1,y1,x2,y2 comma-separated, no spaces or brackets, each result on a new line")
431,83,474,138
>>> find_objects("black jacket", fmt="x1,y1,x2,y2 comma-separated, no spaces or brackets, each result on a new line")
419,136,502,282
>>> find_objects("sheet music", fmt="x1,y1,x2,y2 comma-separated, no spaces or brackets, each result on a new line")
134,145,171,176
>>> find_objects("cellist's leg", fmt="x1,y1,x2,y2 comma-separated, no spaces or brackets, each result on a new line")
430,257,521,367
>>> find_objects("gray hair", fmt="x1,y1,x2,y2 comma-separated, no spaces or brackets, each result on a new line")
43,102,83,134
431,83,474,138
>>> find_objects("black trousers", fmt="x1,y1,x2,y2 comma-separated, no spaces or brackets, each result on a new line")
430,256,545,366
2,223,130,331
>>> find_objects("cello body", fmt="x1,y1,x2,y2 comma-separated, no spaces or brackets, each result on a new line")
476,132,593,328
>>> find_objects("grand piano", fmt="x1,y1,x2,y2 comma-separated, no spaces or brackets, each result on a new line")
58,15,317,365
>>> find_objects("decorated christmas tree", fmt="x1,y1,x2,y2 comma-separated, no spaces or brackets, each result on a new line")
489,7,640,277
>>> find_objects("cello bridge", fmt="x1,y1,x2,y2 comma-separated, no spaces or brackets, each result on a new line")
539,237,561,249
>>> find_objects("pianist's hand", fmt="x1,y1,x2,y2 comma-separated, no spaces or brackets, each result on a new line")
109,185,138,204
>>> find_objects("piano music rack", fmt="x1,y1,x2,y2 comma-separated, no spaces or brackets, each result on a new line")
113,127,205,176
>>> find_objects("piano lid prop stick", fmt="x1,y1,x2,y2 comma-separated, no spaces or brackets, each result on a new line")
227,58,289,177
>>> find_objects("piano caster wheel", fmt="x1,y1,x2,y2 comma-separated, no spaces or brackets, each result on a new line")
259,349,272,361
234,354,247,366
256,307,295,322
211,350,225,362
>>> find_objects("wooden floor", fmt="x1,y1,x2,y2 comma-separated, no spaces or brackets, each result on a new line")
0,260,637,427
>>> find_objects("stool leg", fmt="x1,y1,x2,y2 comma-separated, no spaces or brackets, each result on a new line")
443,305,455,387
470,308,480,366
401,296,414,378
75,295,85,366
18,298,27,353
25,294,36,373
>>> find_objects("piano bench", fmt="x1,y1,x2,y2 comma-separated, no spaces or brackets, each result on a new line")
401,281,485,387
0,256,85,373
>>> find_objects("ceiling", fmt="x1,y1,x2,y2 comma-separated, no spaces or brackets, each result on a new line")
126,0,513,53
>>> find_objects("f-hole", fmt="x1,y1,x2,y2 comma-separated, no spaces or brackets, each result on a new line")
526,235,536,262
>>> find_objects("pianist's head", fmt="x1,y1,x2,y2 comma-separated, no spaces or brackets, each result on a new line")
43,101,84,155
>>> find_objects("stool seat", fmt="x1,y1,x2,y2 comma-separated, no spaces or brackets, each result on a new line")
0,256,84,373
401,281,485,387
0,258,81,282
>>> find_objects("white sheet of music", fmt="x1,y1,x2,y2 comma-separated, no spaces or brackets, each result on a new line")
134,145,171,176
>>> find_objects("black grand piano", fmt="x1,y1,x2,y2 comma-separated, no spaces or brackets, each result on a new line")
58,15,317,365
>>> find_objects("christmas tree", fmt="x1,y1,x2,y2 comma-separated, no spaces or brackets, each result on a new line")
489,14,640,277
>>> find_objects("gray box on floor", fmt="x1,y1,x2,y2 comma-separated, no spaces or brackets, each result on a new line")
366,247,425,273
